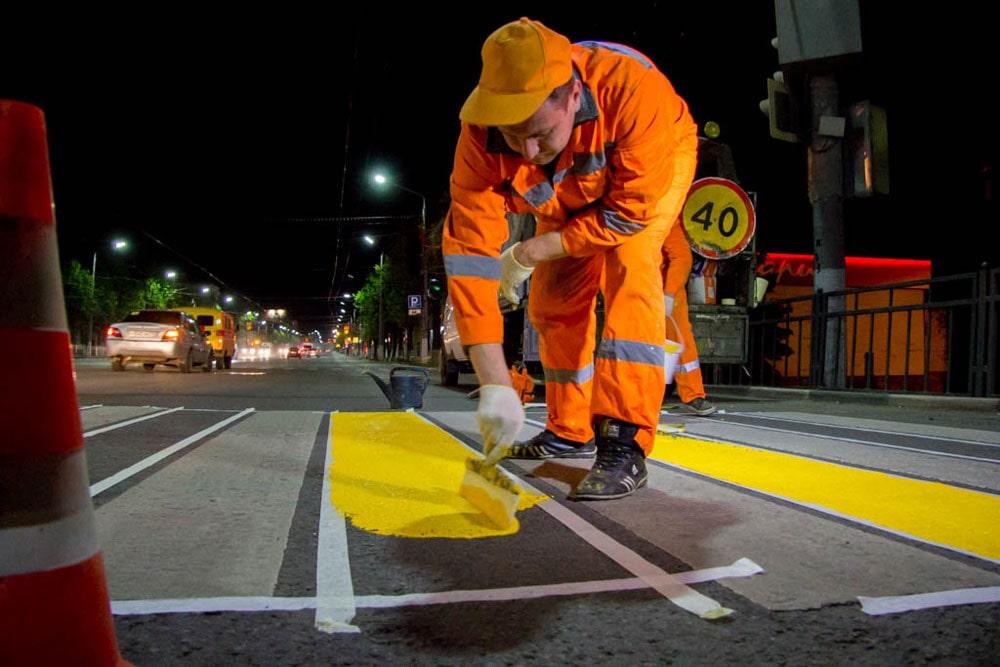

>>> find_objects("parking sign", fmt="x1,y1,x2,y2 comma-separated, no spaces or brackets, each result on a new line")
408,294,422,316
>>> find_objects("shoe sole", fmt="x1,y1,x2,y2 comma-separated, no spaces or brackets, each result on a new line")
505,449,597,460
569,473,648,501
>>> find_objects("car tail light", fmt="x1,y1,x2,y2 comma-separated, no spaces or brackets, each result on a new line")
161,328,180,341
105,326,122,339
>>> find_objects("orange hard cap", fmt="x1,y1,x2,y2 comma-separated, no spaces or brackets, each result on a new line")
460,17,572,127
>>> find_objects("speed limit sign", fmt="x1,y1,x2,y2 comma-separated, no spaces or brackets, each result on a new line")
681,177,756,259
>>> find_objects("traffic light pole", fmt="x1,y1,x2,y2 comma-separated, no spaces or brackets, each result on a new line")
808,74,846,389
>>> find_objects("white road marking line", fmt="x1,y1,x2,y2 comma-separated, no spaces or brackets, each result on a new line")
78,404,103,411
727,411,1000,447
685,418,1000,465
89,409,255,497
110,558,763,615
315,413,359,634
83,407,184,438
419,414,734,620
859,586,1000,615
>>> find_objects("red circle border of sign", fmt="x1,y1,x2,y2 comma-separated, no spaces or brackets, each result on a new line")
683,177,757,260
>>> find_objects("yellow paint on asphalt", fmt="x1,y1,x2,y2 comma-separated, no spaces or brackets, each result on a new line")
329,412,547,538
651,435,1000,561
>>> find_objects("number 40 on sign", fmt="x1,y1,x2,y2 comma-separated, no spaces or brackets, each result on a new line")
681,177,756,260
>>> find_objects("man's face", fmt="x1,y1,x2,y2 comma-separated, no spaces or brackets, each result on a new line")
499,80,581,165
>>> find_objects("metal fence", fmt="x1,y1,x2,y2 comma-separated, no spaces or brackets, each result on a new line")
708,265,999,397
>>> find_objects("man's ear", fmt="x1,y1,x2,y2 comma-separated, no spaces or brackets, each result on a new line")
569,79,583,114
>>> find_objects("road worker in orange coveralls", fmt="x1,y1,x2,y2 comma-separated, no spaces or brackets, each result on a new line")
443,18,697,499
661,223,718,416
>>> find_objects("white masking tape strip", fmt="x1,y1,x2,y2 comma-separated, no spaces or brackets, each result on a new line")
315,413,359,634
536,495,735,619
423,414,734,620
859,586,1000,616
90,408,254,497
111,558,763,615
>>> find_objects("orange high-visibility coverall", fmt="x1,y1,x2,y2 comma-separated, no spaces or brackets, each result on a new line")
661,222,706,402
444,41,697,454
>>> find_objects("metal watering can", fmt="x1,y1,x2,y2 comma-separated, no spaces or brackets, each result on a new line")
366,366,430,409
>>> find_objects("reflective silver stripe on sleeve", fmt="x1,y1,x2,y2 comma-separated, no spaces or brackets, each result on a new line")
678,360,701,373
596,338,664,367
554,152,607,184
521,181,555,209
602,209,646,235
444,255,501,280
576,41,653,68
544,364,595,385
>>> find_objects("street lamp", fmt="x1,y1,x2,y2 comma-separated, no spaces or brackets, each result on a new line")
371,171,430,361
89,238,128,355
165,270,177,280
361,234,385,360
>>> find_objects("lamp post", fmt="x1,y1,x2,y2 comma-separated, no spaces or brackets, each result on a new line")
364,234,385,360
88,238,128,355
372,172,430,361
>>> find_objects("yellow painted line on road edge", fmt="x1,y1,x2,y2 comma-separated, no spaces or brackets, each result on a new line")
650,435,1000,562
330,412,547,538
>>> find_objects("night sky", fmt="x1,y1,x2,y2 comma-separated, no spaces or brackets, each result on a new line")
4,5,995,329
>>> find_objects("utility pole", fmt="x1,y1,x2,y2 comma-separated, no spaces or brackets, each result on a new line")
419,196,430,361
809,74,847,388
377,252,384,361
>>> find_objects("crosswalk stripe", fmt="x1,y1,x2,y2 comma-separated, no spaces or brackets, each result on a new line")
650,435,1000,563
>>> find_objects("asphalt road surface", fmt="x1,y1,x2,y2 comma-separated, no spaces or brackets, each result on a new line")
70,353,1000,664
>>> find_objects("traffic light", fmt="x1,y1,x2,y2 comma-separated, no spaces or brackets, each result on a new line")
759,72,800,143
847,101,890,196
428,277,443,300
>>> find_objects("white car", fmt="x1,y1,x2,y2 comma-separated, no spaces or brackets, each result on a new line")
106,310,213,373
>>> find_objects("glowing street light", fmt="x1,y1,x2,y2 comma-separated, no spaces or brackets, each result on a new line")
89,238,129,355
370,170,430,359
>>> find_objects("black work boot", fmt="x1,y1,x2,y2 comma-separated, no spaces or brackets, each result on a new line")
505,429,596,460
569,418,647,500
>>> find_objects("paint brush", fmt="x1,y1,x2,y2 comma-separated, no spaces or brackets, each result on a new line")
459,446,522,529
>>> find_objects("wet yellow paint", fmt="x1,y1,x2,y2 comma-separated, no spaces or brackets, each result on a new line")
329,412,547,538
651,435,1000,560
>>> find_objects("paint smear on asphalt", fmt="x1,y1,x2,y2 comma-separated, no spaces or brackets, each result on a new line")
330,412,547,538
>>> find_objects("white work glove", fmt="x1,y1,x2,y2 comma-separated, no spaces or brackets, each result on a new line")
500,243,534,305
476,384,524,464
663,293,675,317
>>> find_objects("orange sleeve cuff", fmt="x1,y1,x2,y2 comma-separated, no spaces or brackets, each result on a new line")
448,277,503,346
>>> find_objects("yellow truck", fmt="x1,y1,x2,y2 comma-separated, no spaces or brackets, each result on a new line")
171,307,236,369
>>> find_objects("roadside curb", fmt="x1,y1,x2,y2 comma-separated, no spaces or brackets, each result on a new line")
706,384,1000,413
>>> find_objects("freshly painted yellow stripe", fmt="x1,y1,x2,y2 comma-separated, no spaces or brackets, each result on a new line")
329,412,547,538
650,435,1000,560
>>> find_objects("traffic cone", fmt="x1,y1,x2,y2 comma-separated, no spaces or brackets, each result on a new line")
0,101,128,665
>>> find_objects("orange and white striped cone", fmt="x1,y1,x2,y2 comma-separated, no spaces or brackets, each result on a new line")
0,101,128,666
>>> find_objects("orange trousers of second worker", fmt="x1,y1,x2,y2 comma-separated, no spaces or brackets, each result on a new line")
666,286,706,403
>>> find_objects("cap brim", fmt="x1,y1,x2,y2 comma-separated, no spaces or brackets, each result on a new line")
459,86,553,127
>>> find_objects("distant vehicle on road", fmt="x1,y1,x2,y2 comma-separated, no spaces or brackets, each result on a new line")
105,310,213,373
172,307,236,369
287,346,301,359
